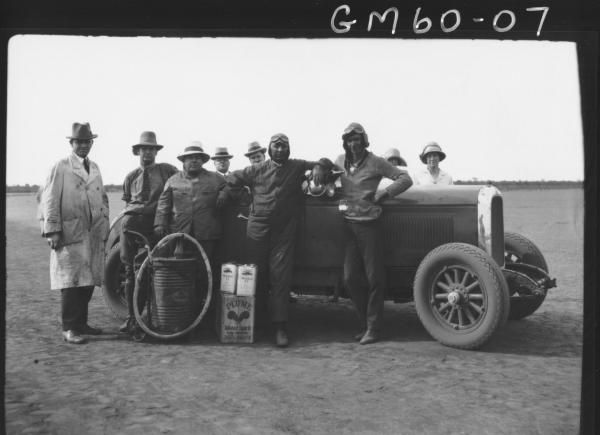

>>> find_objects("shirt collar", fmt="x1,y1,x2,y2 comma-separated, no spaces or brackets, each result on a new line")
345,151,369,173
72,153,86,164
183,167,207,179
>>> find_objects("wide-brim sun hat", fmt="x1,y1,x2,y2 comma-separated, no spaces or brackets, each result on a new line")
244,141,267,157
177,142,210,162
67,122,98,140
132,131,164,155
420,142,446,163
383,148,407,167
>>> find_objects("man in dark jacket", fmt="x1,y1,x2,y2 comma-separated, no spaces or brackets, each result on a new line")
335,122,413,344
226,133,328,347
119,131,178,333
154,142,228,259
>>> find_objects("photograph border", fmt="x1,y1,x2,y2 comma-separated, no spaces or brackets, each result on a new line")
1,1,598,433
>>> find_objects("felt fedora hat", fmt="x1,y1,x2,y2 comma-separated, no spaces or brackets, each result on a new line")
383,148,407,167
132,131,164,155
210,146,234,160
419,142,446,163
177,142,210,162
244,141,267,157
67,122,98,140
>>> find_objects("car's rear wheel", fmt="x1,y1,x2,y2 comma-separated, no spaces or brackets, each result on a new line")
414,243,510,350
504,231,549,320
103,243,128,319
102,242,148,320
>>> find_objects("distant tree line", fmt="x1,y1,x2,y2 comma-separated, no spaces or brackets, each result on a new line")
6,180,584,193
5,184,123,193
454,180,583,190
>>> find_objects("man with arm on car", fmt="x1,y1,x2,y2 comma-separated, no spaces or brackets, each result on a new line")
335,122,413,345
226,133,329,347
119,131,178,333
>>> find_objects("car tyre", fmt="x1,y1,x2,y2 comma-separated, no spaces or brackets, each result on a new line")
504,231,549,320
102,243,128,320
414,243,510,350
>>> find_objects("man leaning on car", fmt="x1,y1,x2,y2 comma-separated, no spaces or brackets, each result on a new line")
226,133,329,348
335,122,413,345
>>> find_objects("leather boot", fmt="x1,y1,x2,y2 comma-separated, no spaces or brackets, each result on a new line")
359,329,379,345
119,317,133,333
274,322,289,348
120,265,136,333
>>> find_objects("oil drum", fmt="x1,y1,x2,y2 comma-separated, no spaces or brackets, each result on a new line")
151,257,198,333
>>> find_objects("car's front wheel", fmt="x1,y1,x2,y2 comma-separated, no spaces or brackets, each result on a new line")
413,243,510,350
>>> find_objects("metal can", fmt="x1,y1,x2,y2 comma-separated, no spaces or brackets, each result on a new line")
236,264,257,296
220,262,238,294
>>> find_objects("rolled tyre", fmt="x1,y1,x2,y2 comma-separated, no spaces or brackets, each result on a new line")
504,231,549,320
102,243,128,319
414,243,510,350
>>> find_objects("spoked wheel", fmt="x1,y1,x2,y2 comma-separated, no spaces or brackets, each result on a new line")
133,233,213,340
428,265,488,332
414,243,510,350
504,232,550,320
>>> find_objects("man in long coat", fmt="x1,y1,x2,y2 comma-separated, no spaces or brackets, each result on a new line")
41,122,109,344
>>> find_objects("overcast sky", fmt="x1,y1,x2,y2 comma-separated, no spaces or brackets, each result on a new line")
6,35,583,185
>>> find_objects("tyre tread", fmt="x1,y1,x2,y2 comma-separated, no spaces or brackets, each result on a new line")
504,231,549,319
414,243,508,350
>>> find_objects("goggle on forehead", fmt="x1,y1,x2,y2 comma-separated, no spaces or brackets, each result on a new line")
343,125,365,136
270,134,289,144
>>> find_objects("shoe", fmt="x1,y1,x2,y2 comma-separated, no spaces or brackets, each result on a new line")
354,330,366,341
359,330,379,345
275,327,289,348
119,317,133,333
81,324,103,335
289,292,298,303
62,330,87,344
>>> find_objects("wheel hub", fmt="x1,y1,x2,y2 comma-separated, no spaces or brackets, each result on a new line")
447,291,462,306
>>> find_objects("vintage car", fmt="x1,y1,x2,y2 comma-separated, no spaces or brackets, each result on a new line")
103,185,556,349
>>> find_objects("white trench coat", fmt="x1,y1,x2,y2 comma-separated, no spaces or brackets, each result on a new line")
41,153,109,290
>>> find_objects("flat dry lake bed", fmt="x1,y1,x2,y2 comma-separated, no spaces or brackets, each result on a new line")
5,189,584,434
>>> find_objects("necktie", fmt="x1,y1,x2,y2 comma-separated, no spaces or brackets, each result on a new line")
140,168,150,202
83,158,90,174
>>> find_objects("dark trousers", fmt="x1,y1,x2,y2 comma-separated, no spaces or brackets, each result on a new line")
120,214,155,265
196,239,218,292
188,238,219,323
61,286,95,331
343,220,386,332
246,218,297,324
120,214,155,318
